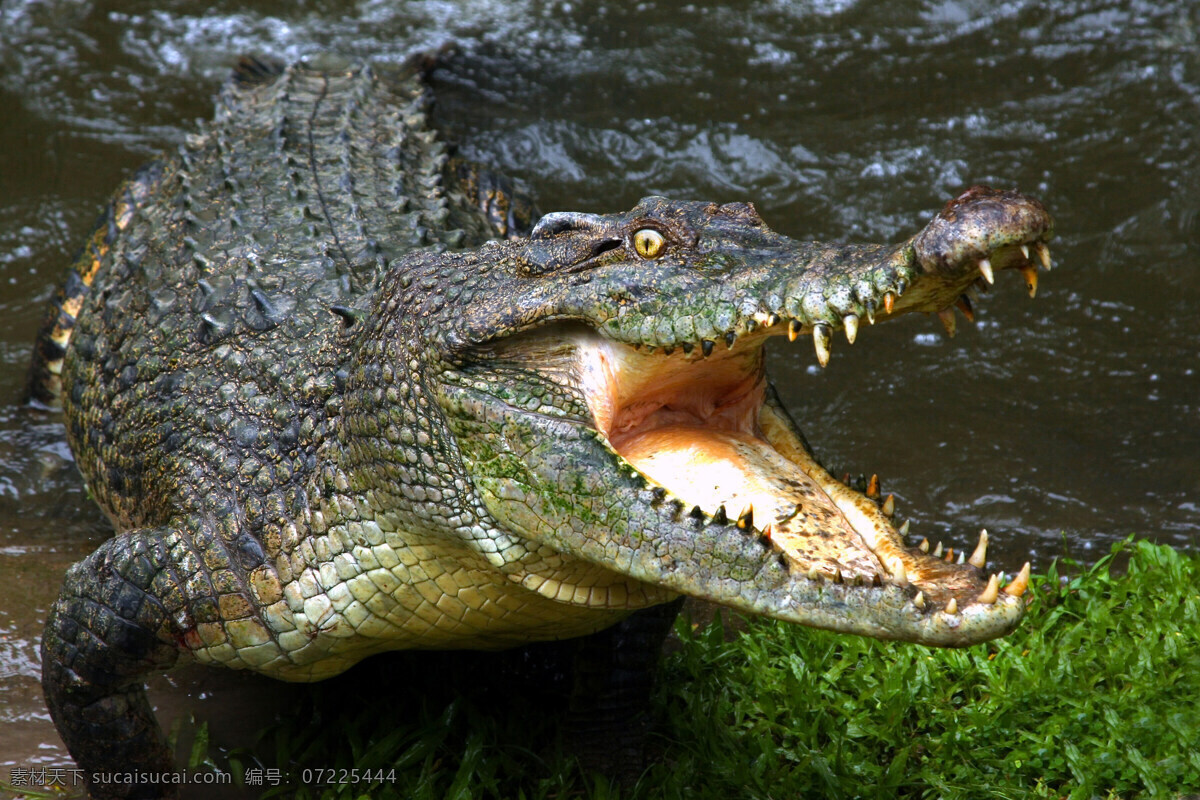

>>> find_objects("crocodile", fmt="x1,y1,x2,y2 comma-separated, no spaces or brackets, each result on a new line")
34,55,1052,798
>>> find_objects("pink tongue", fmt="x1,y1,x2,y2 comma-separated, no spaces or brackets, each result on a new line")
617,425,885,578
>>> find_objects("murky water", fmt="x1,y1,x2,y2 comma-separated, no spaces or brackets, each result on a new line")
1,0,1197,785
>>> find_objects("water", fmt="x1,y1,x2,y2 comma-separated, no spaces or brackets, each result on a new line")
1,0,1196,783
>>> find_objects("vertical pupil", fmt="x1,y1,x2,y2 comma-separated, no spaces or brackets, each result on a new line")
638,231,658,256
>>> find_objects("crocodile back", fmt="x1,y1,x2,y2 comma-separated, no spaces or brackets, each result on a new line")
45,56,497,531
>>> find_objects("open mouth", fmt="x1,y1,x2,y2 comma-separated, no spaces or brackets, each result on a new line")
571,322,1030,613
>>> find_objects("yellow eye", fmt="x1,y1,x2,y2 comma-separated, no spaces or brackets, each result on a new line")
633,228,666,259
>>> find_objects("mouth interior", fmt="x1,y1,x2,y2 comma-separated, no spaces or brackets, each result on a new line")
571,327,985,600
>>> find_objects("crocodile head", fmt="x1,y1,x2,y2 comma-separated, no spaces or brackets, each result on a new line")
370,186,1051,647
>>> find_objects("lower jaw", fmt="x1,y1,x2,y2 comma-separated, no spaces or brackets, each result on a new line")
615,421,895,582
572,328,997,605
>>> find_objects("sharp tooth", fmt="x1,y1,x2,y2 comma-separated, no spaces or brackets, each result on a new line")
737,504,754,530
933,541,943,558
955,295,975,322
1020,244,1031,260
890,557,908,586
944,547,954,563
725,331,737,349
1035,241,1052,270
918,538,929,553
1004,562,1032,597
701,339,714,357
899,519,910,536
768,313,782,327
977,573,1001,604
937,307,957,337
760,524,773,543
978,258,995,285
788,319,801,342
913,591,926,609
813,324,832,368
865,301,876,325
833,569,844,584
713,505,728,525
841,472,851,486
882,494,895,517
968,529,989,569
956,550,965,565
944,597,958,614
866,474,880,499
843,314,859,344
1020,265,1038,298
883,292,896,314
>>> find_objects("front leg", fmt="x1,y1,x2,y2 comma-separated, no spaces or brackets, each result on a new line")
567,597,686,780
42,526,201,800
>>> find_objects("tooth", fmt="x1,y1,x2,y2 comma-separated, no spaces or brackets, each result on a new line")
918,538,929,553
968,529,988,569
944,547,954,563
933,541,943,558
977,573,1001,604
956,550,965,565
883,292,896,314
865,301,876,325
978,258,995,285
701,339,714,357
1035,241,1052,270
737,504,754,530
841,472,851,486
768,313,781,327
866,474,880,499
808,567,823,581
1020,265,1038,298
843,314,859,344
1004,562,1031,597
899,519,910,536
913,591,926,609
788,319,801,342
955,295,975,322
813,324,832,368
1020,244,1031,260
944,598,958,614
725,331,737,348
882,494,895,517
890,557,908,586
713,505,728,525
833,569,844,584
937,307,957,337
760,524,773,543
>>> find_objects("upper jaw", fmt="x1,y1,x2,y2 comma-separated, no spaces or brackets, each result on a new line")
575,185,1054,370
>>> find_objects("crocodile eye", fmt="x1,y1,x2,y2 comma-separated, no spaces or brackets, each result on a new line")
633,228,666,259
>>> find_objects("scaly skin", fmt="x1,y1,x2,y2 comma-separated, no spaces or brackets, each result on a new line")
38,56,1052,798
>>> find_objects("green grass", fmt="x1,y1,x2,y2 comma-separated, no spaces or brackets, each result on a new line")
227,538,1199,799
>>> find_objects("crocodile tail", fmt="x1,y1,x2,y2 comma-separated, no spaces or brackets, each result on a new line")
27,162,161,408
449,156,542,240
231,54,285,87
